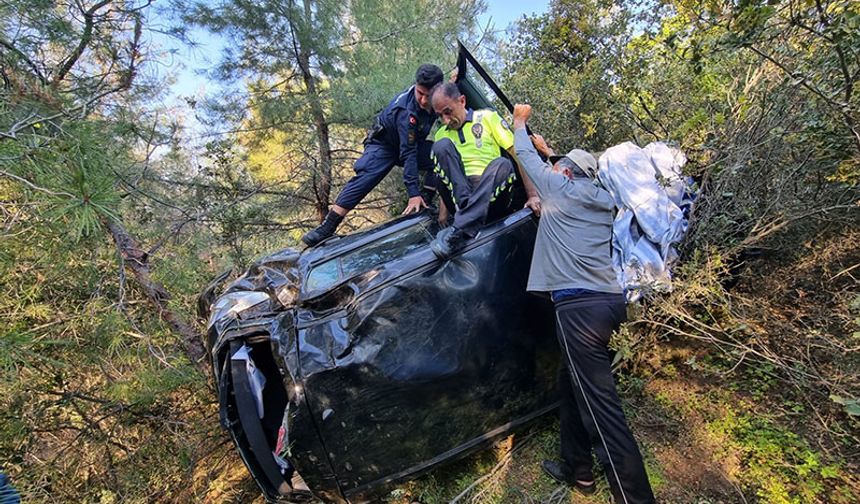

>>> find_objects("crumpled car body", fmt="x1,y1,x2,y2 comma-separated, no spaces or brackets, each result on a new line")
198,46,562,504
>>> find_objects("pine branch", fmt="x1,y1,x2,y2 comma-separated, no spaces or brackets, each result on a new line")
53,0,113,85
0,36,48,84
0,169,76,198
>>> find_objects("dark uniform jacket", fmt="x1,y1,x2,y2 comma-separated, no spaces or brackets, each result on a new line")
370,86,436,198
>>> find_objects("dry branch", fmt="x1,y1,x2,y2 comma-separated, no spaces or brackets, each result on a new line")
104,218,207,370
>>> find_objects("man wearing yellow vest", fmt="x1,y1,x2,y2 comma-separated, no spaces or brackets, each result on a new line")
429,82,540,259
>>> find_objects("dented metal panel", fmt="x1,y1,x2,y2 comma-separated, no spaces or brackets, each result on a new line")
202,210,561,502
295,212,560,497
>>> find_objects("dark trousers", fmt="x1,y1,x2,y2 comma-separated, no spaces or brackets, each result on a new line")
555,294,656,504
335,141,435,210
431,138,515,237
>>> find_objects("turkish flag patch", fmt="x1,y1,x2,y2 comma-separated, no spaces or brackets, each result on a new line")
409,115,417,125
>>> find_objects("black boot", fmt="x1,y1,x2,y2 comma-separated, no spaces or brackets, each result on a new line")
302,210,344,247
541,460,596,495
430,226,468,260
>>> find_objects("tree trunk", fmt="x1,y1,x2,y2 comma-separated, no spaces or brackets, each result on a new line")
296,0,333,222
104,218,208,371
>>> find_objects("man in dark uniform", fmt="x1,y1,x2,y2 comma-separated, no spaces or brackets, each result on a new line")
301,64,444,247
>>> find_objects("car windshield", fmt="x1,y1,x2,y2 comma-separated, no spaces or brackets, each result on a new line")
305,222,434,293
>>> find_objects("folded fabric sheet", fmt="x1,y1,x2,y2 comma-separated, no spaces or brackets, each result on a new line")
598,142,695,301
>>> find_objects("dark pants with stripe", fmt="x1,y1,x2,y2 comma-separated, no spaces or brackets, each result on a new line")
554,294,655,504
335,141,436,210
432,138,515,237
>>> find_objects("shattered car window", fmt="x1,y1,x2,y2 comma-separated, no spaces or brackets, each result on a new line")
305,223,433,293
306,258,340,292
340,224,432,277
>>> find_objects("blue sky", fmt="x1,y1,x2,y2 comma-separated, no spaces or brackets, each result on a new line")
155,0,550,102
482,0,550,37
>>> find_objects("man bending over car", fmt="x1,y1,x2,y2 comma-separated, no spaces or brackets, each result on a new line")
511,103,656,504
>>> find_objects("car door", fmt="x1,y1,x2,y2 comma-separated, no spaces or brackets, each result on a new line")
295,211,559,498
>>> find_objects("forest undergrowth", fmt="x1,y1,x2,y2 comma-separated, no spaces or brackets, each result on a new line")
2,0,859,502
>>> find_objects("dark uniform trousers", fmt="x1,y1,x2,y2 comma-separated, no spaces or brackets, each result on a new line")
554,294,656,504
431,138,515,237
335,141,437,211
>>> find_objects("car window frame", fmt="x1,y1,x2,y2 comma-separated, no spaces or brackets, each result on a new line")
300,218,436,300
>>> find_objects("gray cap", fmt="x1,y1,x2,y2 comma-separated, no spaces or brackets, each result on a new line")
549,149,598,178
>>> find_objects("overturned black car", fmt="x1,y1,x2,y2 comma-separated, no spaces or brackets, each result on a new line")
198,45,562,503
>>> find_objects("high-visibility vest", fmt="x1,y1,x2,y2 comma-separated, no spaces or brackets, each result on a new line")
434,109,514,177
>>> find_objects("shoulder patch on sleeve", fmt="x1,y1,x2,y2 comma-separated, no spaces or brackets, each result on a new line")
407,115,417,144
500,118,511,130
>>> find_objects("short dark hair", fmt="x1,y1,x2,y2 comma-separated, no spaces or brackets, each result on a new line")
415,64,443,88
430,82,461,102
